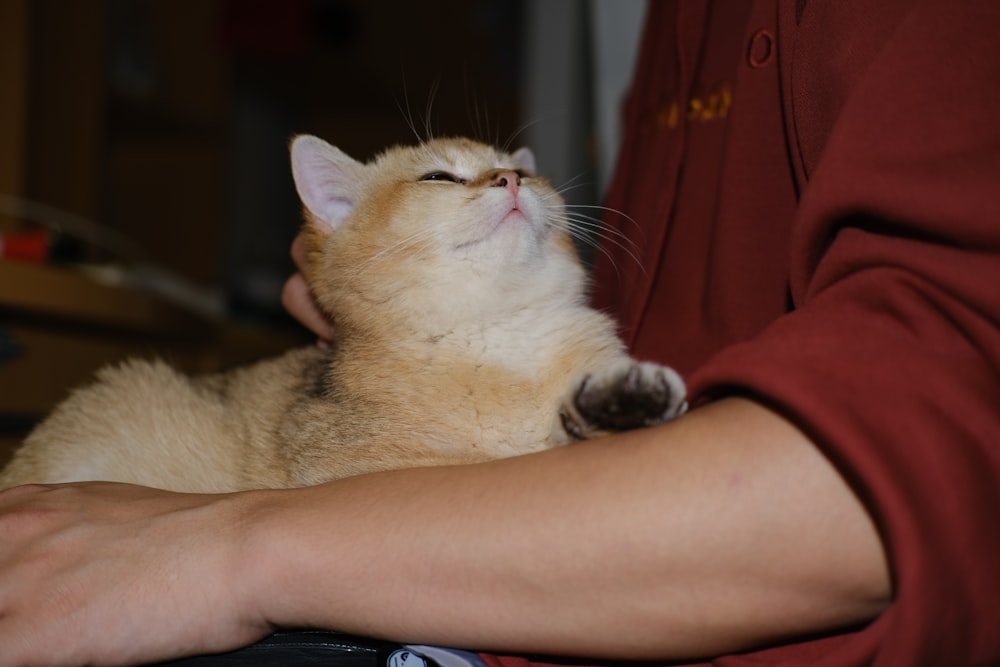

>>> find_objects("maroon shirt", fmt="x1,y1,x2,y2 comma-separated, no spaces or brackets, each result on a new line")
487,0,1000,665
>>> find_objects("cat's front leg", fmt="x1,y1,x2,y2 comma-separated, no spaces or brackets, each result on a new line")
560,361,687,441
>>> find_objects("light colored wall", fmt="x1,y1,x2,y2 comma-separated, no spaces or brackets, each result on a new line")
521,0,645,204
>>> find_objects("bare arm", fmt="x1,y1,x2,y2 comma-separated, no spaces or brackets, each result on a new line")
0,398,890,665
248,397,889,658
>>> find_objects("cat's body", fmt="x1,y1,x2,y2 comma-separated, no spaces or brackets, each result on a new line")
1,136,685,493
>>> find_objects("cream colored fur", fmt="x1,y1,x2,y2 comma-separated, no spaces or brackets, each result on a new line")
1,136,685,493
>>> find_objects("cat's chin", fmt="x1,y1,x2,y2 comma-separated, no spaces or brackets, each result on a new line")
502,208,528,225
454,211,532,253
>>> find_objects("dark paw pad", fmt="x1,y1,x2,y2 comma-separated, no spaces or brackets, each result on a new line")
563,363,686,439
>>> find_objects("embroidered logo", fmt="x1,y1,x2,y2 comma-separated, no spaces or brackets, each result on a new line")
656,82,732,129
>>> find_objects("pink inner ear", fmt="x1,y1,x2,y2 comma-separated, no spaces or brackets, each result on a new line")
317,198,354,226
510,147,537,176
290,135,362,230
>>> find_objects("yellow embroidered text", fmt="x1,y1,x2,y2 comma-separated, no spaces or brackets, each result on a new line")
657,84,732,129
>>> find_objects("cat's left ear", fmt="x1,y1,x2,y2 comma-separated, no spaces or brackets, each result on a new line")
290,134,366,231
509,147,537,176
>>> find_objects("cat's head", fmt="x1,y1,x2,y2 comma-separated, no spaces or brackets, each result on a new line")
289,135,584,327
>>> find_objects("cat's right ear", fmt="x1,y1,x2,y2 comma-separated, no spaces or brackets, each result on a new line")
290,135,366,231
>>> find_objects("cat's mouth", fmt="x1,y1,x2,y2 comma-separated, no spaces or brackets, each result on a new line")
502,205,527,224
454,199,530,251
454,190,531,250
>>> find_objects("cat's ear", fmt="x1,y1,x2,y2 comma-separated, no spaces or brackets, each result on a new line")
290,135,366,231
509,147,537,176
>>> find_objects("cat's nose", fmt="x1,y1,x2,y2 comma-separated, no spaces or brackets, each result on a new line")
490,170,520,196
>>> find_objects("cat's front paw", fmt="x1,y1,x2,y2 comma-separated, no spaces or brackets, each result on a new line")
560,361,687,440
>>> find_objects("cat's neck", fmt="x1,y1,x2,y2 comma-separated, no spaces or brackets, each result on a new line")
323,231,589,340
333,253,592,366
335,286,604,379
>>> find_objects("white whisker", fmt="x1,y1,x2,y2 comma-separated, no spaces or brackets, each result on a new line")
395,72,426,144
501,118,543,156
347,226,444,280
553,174,594,198
423,78,441,141
542,204,646,277
568,226,644,274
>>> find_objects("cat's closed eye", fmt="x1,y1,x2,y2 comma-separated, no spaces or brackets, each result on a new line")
420,171,467,185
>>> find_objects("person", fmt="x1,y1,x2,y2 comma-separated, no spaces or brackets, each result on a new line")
1,1,998,665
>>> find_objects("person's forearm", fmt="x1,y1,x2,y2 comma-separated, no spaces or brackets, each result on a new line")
241,398,891,660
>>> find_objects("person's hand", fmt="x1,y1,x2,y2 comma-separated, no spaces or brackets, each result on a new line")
281,233,336,345
0,483,272,666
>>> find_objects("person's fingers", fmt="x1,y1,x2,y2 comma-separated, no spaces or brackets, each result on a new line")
284,232,335,344
290,233,309,273
281,271,335,344
0,483,271,665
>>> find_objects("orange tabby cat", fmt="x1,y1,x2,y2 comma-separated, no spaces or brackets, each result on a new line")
0,135,686,492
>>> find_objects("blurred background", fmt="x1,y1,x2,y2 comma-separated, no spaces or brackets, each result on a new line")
0,0,645,456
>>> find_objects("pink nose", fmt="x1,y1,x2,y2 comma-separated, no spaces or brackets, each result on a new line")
490,170,520,196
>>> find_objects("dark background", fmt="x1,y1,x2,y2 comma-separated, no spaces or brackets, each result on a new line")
4,0,527,323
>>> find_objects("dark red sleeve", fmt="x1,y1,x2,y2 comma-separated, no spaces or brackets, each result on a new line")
690,1,1000,664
